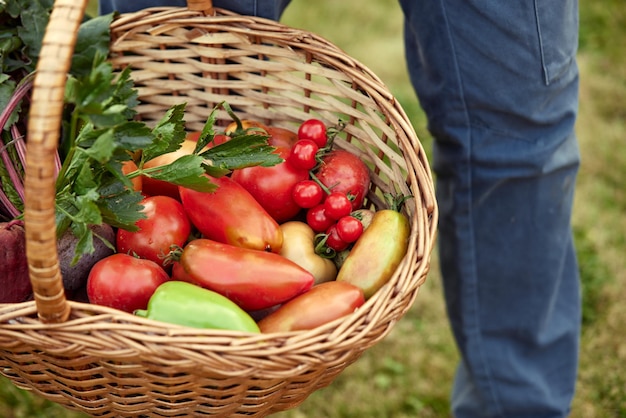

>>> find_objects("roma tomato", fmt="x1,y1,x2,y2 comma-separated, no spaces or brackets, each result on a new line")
179,175,283,253
231,146,309,223
315,149,370,211
257,281,365,333
297,118,327,148
170,261,193,282
288,139,319,171
178,238,315,311
116,195,191,268
87,253,169,313
292,180,324,209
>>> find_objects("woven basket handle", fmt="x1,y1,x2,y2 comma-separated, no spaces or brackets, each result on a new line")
24,0,209,323
25,0,88,323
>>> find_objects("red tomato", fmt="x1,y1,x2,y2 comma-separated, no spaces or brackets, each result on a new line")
288,139,319,171
257,281,365,333
292,180,324,209
323,191,353,220
231,146,309,223
178,238,315,311
315,149,370,211
179,175,283,253
306,204,335,233
298,118,327,148
336,215,364,243
325,224,350,252
116,195,191,268
87,253,169,313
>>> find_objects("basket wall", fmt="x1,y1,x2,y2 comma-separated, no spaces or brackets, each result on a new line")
0,4,437,417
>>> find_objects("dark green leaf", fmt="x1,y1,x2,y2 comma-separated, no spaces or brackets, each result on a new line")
15,0,52,62
200,134,283,170
104,159,136,191
71,13,115,78
68,58,138,128
82,129,116,164
72,159,98,195
146,154,217,193
112,122,154,152
97,180,146,231
88,103,135,127
202,165,232,178
0,29,22,71
109,67,139,116
68,222,95,265
74,190,104,226
194,103,220,153
142,103,188,161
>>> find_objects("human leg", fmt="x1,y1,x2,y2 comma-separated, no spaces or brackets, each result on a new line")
398,0,581,417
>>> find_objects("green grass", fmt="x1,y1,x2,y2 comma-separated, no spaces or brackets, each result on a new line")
1,0,625,417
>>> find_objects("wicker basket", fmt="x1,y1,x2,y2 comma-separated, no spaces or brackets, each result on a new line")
0,0,438,416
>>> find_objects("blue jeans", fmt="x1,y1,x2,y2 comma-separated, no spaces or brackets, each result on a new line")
99,1,582,417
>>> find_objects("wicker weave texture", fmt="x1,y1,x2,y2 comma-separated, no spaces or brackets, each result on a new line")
0,1,438,416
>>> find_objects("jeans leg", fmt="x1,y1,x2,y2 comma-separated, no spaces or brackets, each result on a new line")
398,0,581,417
98,0,291,20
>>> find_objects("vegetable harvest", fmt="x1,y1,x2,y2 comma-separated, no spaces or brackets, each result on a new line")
1,2,415,336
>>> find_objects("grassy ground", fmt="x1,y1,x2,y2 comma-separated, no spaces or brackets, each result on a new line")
1,0,625,417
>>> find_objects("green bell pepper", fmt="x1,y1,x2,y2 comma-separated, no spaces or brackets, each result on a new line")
135,281,260,333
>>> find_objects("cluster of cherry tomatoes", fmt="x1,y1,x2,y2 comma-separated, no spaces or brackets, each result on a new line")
287,119,368,253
